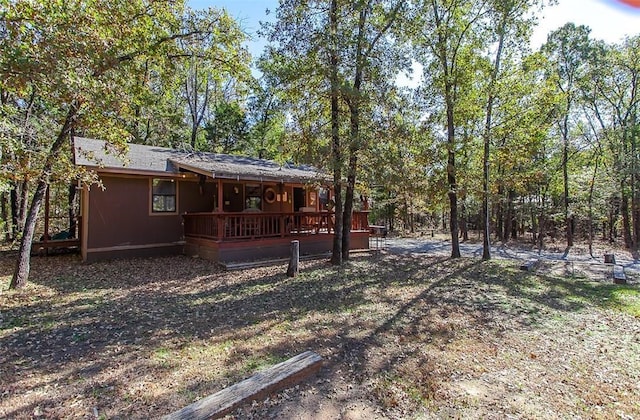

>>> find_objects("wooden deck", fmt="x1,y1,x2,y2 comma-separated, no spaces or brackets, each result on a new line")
182,211,370,263
183,211,369,241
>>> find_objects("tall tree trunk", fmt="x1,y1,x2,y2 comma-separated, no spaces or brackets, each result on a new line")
342,151,356,260
562,114,573,247
18,180,29,233
632,127,639,249
504,190,514,243
587,153,600,257
608,195,617,243
530,196,537,243
68,183,77,238
460,197,468,241
445,92,460,258
10,181,29,240
1,192,9,242
621,182,633,249
481,4,510,259
496,184,504,242
537,189,548,253
341,0,400,259
329,0,343,265
11,104,78,289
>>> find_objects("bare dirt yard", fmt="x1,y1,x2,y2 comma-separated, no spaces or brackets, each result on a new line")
1,242,639,419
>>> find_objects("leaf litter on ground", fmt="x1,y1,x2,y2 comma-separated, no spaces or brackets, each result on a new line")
0,246,638,419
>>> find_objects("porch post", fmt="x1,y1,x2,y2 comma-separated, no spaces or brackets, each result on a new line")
217,179,224,212
217,179,224,240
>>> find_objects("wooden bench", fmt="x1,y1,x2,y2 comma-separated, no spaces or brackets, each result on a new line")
31,239,80,256
163,351,322,420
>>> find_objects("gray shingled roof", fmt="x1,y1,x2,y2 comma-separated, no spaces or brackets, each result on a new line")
73,137,329,183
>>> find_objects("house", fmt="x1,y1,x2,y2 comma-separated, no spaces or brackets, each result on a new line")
73,137,369,263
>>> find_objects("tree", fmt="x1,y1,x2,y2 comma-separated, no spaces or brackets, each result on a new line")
0,0,230,289
477,0,545,259
413,0,488,258
264,0,406,264
204,101,249,153
179,8,250,149
339,0,405,260
246,73,285,160
542,23,593,248
584,36,640,249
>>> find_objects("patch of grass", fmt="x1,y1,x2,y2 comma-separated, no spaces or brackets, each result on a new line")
564,281,640,317
0,314,26,330
604,287,640,317
242,354,288,374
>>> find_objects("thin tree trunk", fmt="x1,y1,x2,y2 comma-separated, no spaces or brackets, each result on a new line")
1,192,9,242
460,198,468,241
11,104,78,289
562,114,573,247
445,91,460,258
632,162,639,249
621,182,633,249
481,5,510,259
329,0,343,265
342,150,356,260
496,184,504,242
68,183,77,238
587,154,600,257
537,189,548,253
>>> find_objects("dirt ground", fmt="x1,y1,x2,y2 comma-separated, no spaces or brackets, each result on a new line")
1,242,639,419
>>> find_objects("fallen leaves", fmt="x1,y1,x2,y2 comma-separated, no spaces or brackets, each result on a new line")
0,251,638,419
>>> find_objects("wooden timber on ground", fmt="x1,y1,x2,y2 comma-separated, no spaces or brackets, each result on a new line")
163,351,323,420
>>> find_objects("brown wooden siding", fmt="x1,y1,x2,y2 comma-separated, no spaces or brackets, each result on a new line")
87,176,182,250
82,173,362,263
86,175,211,253
180,180,216,212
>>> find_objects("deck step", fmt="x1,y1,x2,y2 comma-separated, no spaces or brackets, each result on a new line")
163,351,323,420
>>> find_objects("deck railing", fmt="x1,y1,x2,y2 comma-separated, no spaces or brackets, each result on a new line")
183,211,369,241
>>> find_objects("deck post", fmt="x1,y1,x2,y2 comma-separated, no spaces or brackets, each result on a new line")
286,240,299,277
280,215,286,237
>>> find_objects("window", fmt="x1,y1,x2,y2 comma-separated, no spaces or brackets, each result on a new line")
245,184,262,210
152,179,176,213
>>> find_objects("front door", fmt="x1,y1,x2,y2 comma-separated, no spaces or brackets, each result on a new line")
223,183,244,212
293,187,306,212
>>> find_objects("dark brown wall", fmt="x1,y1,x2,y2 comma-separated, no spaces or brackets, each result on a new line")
262,184,293,212
87,175,214,251
180,180,216,213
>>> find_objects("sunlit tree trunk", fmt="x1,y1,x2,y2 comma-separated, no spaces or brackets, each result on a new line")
11,105,77,289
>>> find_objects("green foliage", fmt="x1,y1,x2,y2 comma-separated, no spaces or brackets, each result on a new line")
204,101,249,154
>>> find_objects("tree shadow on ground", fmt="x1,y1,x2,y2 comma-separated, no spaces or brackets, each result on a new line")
1,251,637,418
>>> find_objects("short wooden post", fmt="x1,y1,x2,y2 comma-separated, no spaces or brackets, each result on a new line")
287,240,299,277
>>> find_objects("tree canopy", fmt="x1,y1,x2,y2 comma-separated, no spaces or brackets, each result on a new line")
2,0,639,287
